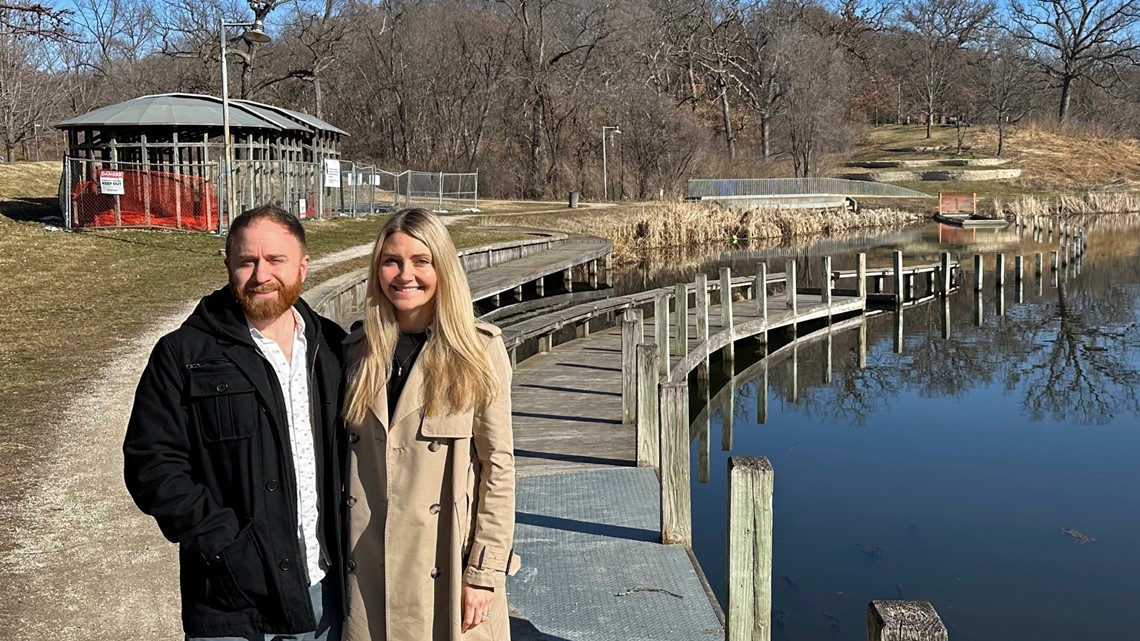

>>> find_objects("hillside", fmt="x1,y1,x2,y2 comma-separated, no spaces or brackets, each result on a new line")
0,161,62,222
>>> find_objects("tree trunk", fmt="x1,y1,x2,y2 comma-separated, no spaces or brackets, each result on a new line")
996,117,1005,157
313,77,323,119
760,114,770,159
1057,75,1073,123
718,76,735,159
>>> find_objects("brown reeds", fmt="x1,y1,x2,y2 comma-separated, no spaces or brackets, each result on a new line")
479,202,923,263
996,192,1140,217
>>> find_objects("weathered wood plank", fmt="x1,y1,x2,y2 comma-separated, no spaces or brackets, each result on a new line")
867,601,948,641
726,456,774,641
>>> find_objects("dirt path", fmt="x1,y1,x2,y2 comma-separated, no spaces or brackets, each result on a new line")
1,305,191,641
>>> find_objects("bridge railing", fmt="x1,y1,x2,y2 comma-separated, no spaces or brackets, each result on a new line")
687,177,931,199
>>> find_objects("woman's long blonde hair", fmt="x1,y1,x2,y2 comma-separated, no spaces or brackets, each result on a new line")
343,208,499,426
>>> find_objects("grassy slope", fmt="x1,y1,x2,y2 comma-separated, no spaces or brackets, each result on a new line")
844,124,1140,200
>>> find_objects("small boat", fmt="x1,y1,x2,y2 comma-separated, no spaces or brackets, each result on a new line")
933,192,1010,228
932,212,1010,228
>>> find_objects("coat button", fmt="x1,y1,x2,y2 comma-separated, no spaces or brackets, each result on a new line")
215,383,228,393
346,496,357,507
430,567,440,579
266,480,279,492
279,559,292,571
429,503,440,515
428,440,441,452
349,431,360,443
347,560,356,572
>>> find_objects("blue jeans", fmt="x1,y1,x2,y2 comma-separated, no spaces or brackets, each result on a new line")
186,578,341,641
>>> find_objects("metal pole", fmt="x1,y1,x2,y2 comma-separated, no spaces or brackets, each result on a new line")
219,16,235,231
602,127,608,201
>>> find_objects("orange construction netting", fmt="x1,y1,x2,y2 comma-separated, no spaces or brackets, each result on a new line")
71,169,219,231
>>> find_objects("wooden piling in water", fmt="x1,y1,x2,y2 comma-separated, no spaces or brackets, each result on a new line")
563,267,572,292
1015,255,1024,282
621,317,641,425
696,273,709,342
996,253,1005,286
635,343,660,470
674,283,688,358
867,601,948,641
588,258,598,288
893,250,904,303
1051,250,1059,272
940,252,951,294
756,263,768,345
785,261,798,314
721,267,735,362
974,255,983,291
726,456,774,641
659,381,691,546
825,256,834,312
857,253,867,300
655,292,670,376
1035,252,1043,276
536,276,545,297
721,362,735,451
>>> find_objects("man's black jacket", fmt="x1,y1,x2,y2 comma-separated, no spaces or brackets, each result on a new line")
123,286,346,637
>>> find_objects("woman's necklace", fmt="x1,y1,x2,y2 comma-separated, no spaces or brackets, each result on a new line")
393,332,427,376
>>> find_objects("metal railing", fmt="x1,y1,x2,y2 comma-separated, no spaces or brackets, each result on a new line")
687,178,930,199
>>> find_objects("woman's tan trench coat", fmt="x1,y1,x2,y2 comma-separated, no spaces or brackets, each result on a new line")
342,322,519,641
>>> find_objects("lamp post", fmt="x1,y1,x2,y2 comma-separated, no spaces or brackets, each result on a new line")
602,125,621,201
33,123,41,161
219,16,270,232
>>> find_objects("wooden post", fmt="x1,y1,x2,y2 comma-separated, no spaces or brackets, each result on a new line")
893,309,904,354
720,267,734,362
893,250,903,304
757,360,769,424
636,344,660,470
1015,255,1024,282
538,332,552,353
974,255,984,291
858,319,868,369
821,257,832,313
696,273,709,341
726,457,774,641
536,276,545,297
1050,250,1059,272
1035,251,1043,276
996,253,1005,286
974,290,984,327
563,267,573,292
941,297,951,340
867,601,948,641
940,252,951,294
874,274,884,293
513,284,523,301
757,263,768,345
576,319,590,338
857,253,867,299
621,319,640,425
785,260,797,314
655,292,670,376
588,259,598,288
823,329,833,384
659,381,691,546
674,283,688,358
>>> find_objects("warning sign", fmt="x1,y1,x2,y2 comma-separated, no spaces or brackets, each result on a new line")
99,170,125,195
323,159,341,188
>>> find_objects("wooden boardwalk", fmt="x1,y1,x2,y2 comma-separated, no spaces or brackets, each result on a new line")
512,292,860,475
467,236,612,304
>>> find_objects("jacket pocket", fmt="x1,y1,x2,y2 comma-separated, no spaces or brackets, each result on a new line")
419,409,475,439
209,524,270,611
186,366,259,442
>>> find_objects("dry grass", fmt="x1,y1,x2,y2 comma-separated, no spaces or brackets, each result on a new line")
0,161,63,221
995,191,1140,217
1002,123,1140,190
479,201,924,263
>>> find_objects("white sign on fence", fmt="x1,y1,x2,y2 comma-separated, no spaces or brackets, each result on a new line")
323,159,341,188
298,198,307,218
99,170,125,195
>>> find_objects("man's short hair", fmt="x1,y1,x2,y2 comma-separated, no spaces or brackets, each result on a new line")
225,204,307,256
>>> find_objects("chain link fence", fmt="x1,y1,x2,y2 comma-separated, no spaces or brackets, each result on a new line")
62,156,480,231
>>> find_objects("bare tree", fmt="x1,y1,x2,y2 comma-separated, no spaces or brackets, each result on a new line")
1008,0,1140,124
0,1,70,40
780,27,851,176
0,32,64,160
979,33,1036,156
900,0,995,138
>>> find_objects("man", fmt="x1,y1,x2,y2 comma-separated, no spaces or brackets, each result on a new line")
124,205,346,640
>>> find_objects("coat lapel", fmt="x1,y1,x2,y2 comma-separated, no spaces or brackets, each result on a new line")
367,381,390,431
391,354,427,429
224,344,287,434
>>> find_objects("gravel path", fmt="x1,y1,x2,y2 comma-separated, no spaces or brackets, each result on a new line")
1,304,192,641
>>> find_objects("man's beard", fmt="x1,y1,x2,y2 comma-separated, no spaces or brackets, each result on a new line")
231,276,303,323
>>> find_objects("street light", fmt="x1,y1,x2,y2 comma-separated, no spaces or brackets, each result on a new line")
33,123,41,161
219,16,271,232
602,125,621,201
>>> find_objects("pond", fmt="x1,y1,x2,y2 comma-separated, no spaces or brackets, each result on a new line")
621,216,1140,640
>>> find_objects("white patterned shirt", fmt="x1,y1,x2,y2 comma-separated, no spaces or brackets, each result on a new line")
248,309,325,586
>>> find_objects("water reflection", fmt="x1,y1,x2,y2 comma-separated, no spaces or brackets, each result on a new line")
619,215,1140,641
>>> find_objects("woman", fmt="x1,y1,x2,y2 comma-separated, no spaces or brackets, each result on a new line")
341,208,519,641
